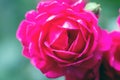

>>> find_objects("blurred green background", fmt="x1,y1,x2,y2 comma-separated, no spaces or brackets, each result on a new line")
0,0,119,80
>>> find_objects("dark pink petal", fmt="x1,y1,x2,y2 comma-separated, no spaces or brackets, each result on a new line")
62,53,93,67
16,20,37,58
77,11,98,26
29,42,40,58
44,66,64,78
30,43,57,75
69,31,86,53
35,12,50,25
37,1,68,14
34,45,65,78
31,54,64,78
30,43,46,72
47,28,68,50
26,24,36,40
31,57,46,71
25,10,37,21
72,0,88,12
43,45,71,63
110,31,120,42
16,20,34,46
53,50,78,60
65,55,101,80
67,29,79,48
98,30,112,51
22,46,31,58
16,20,28,42
76,35,90,58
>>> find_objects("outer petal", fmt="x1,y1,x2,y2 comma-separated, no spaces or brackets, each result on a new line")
30,39,65,78
16,20,35,58
37,1,68,14
25,10,37,21
65,53,101,80
16,20,29,44
41,47,65,78
110,31,120,43
72,0,87,11
97,29,112,51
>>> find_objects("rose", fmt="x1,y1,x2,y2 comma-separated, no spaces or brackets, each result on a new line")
100,31,120,80
16,1,109,80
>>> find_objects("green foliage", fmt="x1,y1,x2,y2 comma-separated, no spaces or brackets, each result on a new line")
0,0,119,80
90,0,120,31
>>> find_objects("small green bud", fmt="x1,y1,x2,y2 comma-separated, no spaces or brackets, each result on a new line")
85,2,101,17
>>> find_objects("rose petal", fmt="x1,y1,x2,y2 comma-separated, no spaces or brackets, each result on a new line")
25,10,37,21
16,20,28,43
65,54,100,80
22,46,31,58
30,42,59,75
69,31,86,53
110,31,120,42
45,67,64,78
76,35,91,58
43,45,70,63
31,53,64,78
53,50,78,60
48,28,68,50
98,30,112,51
77,11,98,26
72,0,87,12
35,12,50,25
37,1,68,14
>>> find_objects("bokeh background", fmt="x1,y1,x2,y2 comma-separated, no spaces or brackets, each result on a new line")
0,0,119,80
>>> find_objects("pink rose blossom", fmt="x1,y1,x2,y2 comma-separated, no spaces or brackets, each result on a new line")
16,1,110,80
100,31,120,80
